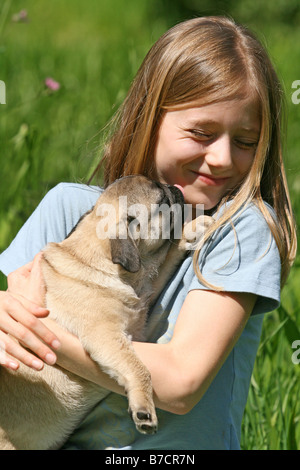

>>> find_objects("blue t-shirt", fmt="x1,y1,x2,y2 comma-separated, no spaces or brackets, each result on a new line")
0,183,281,450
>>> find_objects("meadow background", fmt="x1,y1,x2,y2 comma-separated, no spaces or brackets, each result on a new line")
0,0,299,450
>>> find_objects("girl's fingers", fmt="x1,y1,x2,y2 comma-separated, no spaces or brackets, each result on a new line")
0,330,45,371
0,324,58,370
0,258,60,371
7,253,47,308
8,292,50,317
31,252,44,273
0,293,60,368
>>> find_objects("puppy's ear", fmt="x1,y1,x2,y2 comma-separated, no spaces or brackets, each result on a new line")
110,237,141,273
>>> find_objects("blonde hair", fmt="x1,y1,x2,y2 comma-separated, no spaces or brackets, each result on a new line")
90,16,297,287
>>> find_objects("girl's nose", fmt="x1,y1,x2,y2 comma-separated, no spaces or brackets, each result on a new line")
205,135,233,170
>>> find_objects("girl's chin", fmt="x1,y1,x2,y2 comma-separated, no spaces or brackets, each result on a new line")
186,197,221,210
186,185,229,206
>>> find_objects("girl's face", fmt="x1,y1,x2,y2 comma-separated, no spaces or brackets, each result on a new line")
153,98,261,209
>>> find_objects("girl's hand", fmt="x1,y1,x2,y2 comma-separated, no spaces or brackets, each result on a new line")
0,254,61,371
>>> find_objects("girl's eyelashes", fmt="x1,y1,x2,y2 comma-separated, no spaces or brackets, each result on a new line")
188,129,258,150
234,139,258,150
188,129,213,140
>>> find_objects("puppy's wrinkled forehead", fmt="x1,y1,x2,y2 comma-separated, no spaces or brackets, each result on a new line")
103,176,164,207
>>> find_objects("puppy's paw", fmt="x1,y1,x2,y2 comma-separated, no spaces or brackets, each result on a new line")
178,215,213,251
129,406,158,435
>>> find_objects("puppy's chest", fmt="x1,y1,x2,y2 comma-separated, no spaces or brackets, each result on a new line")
45,281,149,337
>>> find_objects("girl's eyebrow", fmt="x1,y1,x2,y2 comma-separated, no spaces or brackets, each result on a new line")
237,126,261,137
184,118,217,127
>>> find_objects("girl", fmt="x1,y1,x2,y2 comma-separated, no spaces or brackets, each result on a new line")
0,16,296,450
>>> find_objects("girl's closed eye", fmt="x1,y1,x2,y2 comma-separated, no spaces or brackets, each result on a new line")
188,130,258,151
189,129,214,140
235,139,258,150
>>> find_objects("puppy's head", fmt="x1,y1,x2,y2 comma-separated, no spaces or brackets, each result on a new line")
95,176,184,273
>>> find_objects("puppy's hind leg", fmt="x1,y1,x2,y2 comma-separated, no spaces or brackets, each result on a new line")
82,323,158,435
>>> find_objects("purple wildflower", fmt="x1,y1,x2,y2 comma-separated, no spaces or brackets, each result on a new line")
45,77,61,91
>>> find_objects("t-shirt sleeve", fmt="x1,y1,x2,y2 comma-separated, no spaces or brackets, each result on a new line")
189,203,281,315
0,183,101,275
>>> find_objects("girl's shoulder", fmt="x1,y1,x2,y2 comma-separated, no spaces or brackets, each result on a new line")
205,199,280,269
206,199,278,257
215,198,277,231
0,183,102,275
38,182,103,234
194,200,281,314
44,182,102,210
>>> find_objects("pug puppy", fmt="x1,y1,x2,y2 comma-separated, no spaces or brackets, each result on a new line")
0,175,210,450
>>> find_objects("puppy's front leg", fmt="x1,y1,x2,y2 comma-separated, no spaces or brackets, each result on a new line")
80,314,158,435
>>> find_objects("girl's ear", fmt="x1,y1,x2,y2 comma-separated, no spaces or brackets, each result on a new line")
110,237,141,273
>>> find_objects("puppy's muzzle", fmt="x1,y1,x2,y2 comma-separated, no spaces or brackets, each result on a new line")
154,182,185,209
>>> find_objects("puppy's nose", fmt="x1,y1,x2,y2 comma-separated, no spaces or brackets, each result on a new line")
173,184,184,196
167,185,185,208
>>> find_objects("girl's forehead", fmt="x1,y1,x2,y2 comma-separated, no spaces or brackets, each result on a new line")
171,89,261,111
165,97,261,132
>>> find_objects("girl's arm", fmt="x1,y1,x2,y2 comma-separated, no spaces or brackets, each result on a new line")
2,255,256,414
42,288,255,414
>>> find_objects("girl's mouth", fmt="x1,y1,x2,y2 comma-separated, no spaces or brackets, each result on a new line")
191,171,230,186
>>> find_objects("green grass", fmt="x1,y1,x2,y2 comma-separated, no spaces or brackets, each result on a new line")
0,0,299,449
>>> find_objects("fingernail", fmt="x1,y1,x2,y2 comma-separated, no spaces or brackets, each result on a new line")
9,361,19,370
51,339,61,350
45,353,56,365
37,306,49,312
32,359,43,370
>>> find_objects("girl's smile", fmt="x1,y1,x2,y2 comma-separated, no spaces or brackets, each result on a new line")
154,99,261,209
189,172,231,186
